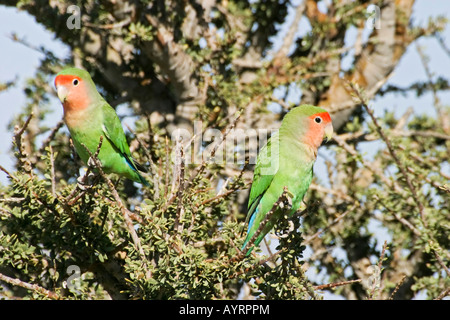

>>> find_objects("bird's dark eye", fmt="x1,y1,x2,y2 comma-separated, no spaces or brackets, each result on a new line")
314,117,322,124
72,79,79,86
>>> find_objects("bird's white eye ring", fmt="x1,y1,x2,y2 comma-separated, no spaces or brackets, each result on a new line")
314,116,322,124
73,79,79,86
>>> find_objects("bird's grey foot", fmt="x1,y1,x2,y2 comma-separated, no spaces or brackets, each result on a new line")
77,172,99,190
87,156,101,169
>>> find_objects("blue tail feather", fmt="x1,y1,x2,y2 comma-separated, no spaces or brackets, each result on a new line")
124,156,150,186
241,206,259,254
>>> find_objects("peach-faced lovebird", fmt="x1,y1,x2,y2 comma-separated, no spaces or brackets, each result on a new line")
242,105,333,255
54,68,149,185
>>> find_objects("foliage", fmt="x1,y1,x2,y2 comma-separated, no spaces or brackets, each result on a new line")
0,0,449,300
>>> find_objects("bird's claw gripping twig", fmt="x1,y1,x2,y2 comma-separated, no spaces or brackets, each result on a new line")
87,156,101,169
77,172,99,190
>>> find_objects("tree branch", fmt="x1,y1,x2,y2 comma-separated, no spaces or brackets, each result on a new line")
0,272,60,299
273,2,306,63
80,137,151,280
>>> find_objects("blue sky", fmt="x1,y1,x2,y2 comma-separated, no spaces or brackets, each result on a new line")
0,1,448,300
0,7,68,185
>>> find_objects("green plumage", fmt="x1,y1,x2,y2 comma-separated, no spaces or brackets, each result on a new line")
56,68,149,185
242,105,332,256
68,103,149,185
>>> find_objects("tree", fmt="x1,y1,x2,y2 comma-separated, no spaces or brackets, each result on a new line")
0,0,448,300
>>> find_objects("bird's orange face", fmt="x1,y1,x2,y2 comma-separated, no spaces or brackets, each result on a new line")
54,74,90,112
302,111,333,150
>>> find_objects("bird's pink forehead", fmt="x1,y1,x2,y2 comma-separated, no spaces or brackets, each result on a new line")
55,74,82,87
309,111,331,123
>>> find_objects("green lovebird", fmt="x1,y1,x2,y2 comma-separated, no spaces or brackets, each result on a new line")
242,105,333,256
54,67,149,186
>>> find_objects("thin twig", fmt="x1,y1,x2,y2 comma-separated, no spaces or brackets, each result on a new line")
80,137,151,280
0,165,17,182
335,129,450,145
164,136,170,199
309,183,355,203
368,241,388,300
349,83,450,280
38,119,64,156
416,44,449,135
303,204,356,245
0,271,60,299
174,137,186,234
434,33,450,59
14,112,33,139
433,251,450,278
405,166,450,194
349,82,427,225
240,187,292,258
63,135,104,206
160,135,188,213
64,168,96,207
388,275,407,300
7,33,59,60
188,110,242,185
13,112,34,174
434,287,450,300
124,122,159,186
375,196,421,237
0,197,25,203
201,157,251,206
378,241,388,272
200,189,238,206
84,17,131,30
367,241,387,300
273,2,306,62
49,145,56,197
313,279,362,291
228,156,250,190
333,135,403,194
228,247,286,279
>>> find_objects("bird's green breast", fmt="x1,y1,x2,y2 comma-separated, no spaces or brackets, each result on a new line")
68,124,104,164
66,107,143,183
66,108,113,167
269,146,314,214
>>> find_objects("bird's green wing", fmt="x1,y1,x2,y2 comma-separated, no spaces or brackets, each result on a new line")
244,133,280,232
100,103,141,172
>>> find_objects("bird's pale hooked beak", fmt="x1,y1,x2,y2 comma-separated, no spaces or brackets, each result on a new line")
56,85,68,103
324,122,334,142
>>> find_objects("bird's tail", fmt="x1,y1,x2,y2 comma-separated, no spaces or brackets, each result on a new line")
241,205,259,257
126,157,150,186
138,173,150,186
241,241,254,257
